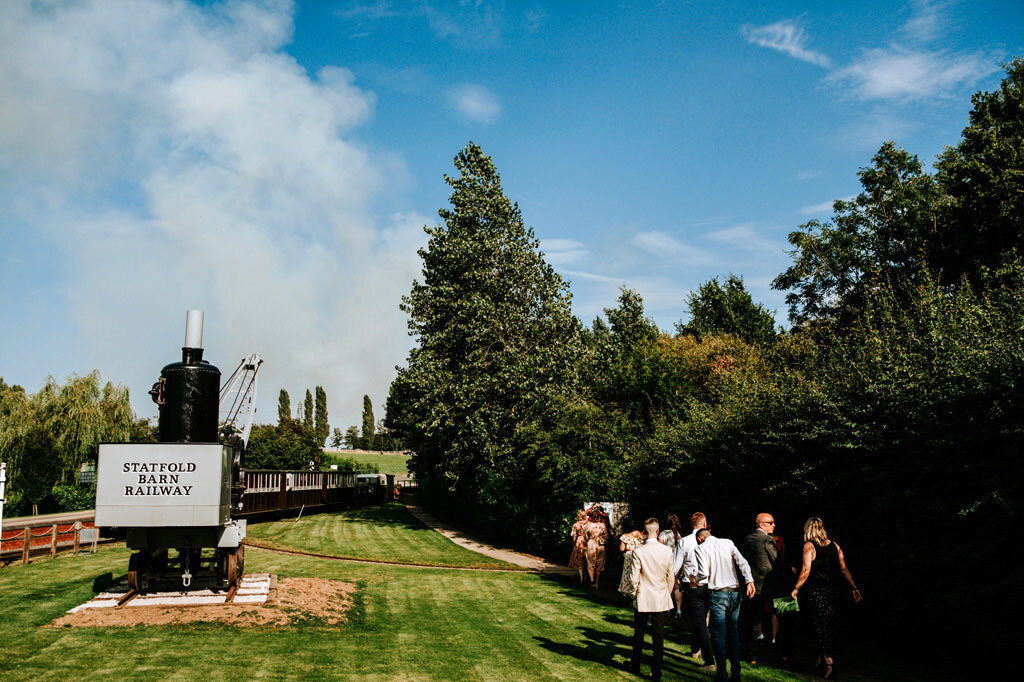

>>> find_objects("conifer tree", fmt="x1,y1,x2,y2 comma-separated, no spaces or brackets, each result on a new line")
277,389,290,425
361,395,375,447
314,386,328,445
388,142,583,501
303,389,314,432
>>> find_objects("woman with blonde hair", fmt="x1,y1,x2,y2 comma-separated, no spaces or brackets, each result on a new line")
791,517,862,679
568,509,589,584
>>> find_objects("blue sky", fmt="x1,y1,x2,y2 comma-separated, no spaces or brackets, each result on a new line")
1,0,1021,429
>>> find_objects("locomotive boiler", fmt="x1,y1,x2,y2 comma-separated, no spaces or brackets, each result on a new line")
95,311,247,591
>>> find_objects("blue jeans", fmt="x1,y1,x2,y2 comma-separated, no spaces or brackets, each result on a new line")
709,589,742,681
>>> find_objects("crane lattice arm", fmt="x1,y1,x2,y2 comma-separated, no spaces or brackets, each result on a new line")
218,353,263,446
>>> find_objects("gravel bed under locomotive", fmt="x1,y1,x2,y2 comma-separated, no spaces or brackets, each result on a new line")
95,311,246,591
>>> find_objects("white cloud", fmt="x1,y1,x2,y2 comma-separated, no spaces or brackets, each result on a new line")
561,269,622,284
741,20,832,68
796,169,823,181
343,1,503,48
828,47,999,103
630,231,710,265
798,196,855,215
0,0,426,428
524,8,547,33
541,238,588,266
902,0,951,43
706,224,783,253
448,83,501,124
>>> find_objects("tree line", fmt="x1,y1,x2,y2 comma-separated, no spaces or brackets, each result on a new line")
386,60,1024,663
0,372,153,515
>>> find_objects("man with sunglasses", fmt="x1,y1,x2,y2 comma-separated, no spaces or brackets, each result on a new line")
741,513,779,664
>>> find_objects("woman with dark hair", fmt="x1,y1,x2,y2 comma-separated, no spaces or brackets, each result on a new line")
568,509,589,584
658,513,685,618
792,517,862,679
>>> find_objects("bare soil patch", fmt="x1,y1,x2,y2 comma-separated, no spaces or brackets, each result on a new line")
48,577,355,628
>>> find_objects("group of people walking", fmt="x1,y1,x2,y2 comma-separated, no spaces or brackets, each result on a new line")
568,506,612,589
572,510,861,681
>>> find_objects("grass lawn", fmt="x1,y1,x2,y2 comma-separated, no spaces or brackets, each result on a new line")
1,503,918,681
246,503,520,569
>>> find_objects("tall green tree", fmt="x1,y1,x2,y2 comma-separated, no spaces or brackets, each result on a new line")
277,389,290,425
388,142,583,512
936,58,1024,280
330,427,343,448
589,288,663,430
246,420,321,470
344,425,361,450
303,389,314,432
772,142,944,326
361,395,375,447
314,386,329,445
604,287,659,348
677,275,777,348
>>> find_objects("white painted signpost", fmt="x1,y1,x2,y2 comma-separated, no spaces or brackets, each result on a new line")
0,462,6,555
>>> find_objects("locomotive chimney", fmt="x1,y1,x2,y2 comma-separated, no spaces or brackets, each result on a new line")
152,309,221,443
183,309,205,364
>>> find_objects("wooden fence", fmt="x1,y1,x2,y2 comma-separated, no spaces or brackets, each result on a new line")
1,519,99,564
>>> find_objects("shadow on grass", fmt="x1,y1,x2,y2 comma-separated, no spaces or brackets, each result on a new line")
534,622,716,681
92,572,115,593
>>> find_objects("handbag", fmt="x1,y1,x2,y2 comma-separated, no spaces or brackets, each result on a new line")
773,596,800,614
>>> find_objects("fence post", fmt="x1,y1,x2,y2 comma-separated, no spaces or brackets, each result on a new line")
50,524,58,558
73,521,82,554
22,528,30,565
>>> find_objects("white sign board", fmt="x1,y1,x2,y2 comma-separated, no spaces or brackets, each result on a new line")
95,443,229,527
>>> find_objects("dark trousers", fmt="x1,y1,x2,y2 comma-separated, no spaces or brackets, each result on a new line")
683,584,713,665
632,610,667,680
741,592,765,660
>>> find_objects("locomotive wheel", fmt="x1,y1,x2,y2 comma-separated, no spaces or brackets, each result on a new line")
127,552,147,593
227,545,244,588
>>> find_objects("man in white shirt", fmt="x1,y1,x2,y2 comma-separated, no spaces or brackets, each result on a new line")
629,518,675,682
677,512,714,668
695,528,756,682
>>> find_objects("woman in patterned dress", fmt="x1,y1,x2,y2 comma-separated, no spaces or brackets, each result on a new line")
617,528,645,596
568,510,589,584
583,508,608,590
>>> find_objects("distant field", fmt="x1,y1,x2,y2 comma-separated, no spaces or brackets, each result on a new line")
324,449,410,475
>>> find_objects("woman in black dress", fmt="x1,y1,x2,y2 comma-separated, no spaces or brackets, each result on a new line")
791,517,862,679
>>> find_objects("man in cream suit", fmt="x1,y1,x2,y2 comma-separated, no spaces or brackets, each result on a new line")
629,518,676,681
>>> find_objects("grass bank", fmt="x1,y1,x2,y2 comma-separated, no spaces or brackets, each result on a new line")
246,503,519,569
